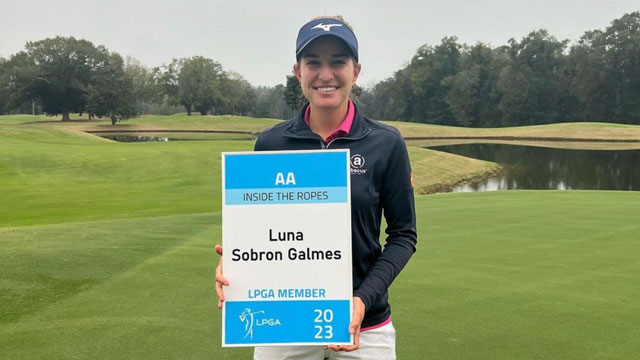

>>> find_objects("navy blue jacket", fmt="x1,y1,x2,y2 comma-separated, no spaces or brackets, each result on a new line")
254,104,417,328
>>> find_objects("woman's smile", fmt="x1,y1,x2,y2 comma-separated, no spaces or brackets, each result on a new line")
315,86,340,92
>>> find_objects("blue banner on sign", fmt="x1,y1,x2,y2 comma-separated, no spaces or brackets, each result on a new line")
225,187,347,205
225,300,350,345
225,152,347,189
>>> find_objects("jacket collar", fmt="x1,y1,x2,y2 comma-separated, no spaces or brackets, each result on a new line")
284,102,370,140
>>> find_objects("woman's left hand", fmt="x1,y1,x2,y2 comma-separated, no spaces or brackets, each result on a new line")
325,296,365,352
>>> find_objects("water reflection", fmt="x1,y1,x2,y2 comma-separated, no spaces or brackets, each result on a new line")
429,144,640,192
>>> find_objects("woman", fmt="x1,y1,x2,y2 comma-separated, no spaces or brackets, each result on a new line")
216,15,417,360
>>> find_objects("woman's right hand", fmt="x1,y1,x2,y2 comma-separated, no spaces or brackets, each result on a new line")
215,245,229,309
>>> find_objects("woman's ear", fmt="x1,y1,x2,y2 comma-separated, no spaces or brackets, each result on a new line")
353,62,362,83
293,63,302,81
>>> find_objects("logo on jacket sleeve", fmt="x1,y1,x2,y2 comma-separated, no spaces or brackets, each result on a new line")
350,154,368,175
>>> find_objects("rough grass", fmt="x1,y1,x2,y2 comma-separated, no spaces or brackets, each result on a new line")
387,121,640,141
407,138,640,150
8,113,281,133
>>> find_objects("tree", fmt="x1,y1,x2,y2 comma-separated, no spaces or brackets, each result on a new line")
124,57,163,115
443,43,506,127
14,37,111,121
0,57,9,114
408,37,462,124
4,51,41,115
219,72,256,115
497,30,568,125
357,68,413,121
254,85,293,119
570,12,640,123
86,52,136,124
162,56,226,115
283,74,306,111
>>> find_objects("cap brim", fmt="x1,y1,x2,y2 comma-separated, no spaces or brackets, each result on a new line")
296,34,358,61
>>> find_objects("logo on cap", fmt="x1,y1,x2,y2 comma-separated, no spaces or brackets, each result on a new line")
312,23,343,32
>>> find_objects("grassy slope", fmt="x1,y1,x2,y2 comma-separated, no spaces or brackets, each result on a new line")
409,147,499,194
0,127,249,227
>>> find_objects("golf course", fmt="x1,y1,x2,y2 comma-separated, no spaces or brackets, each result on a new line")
1,114,639,359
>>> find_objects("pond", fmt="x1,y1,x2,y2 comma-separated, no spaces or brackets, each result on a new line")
101,135,172,142
97,133,255,142
428,143,640,192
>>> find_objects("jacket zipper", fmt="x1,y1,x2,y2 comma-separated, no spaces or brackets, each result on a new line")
283,130,372,150
324,129,371,149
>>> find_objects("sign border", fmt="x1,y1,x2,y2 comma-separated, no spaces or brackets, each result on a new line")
221,149,353,347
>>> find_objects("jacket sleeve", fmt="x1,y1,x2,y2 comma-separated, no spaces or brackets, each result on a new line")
253,134,266,151
353,134,417,309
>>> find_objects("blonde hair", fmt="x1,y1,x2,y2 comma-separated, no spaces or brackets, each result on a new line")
309,15,354,32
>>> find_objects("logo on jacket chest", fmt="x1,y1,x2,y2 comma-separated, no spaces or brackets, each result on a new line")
350,154,368,175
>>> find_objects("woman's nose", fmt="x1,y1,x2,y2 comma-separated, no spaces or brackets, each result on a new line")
318,65,333,82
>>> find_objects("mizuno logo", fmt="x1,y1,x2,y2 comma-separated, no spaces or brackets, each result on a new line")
312,23,342,32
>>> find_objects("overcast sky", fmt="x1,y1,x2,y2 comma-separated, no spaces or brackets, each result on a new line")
0,0,637,87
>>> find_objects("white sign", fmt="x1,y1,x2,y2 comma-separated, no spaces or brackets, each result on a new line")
221,150,353,347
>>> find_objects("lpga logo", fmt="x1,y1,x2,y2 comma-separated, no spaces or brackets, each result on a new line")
239,308,282,340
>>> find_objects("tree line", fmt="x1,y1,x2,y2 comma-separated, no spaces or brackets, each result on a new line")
0,38,294,122
356,11,640,126
1,11,638,126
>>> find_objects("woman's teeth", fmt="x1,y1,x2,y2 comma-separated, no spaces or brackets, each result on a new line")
317,86,337,92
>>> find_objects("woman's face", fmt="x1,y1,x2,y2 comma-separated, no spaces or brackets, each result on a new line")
294,36,361,111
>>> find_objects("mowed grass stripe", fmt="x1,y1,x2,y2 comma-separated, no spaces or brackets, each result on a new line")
0,213,219,324
0,212,255,359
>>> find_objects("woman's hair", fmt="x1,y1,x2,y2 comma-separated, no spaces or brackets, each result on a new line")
309,15,354,32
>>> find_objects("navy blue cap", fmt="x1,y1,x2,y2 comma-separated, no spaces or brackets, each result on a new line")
296,18,359,62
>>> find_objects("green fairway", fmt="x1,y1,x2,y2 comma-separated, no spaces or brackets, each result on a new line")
396,191,640,359
1,115,639,359
2,191,638,359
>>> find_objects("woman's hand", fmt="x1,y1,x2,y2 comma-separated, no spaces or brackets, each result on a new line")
325,296,365,352
214,245,229,309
